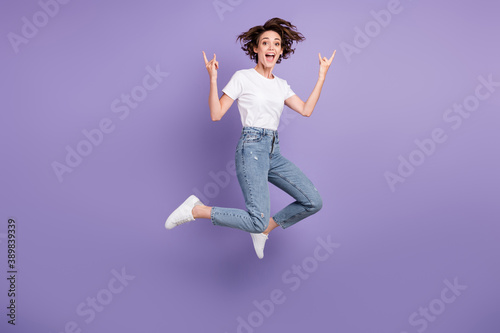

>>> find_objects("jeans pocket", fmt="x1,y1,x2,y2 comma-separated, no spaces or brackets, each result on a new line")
243,132,263,143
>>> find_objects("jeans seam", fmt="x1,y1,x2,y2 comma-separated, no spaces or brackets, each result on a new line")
240,146,257,215
278,210,311,229
212,209,255,224
269,169,314,211
211,207,217,226
272,215,285,229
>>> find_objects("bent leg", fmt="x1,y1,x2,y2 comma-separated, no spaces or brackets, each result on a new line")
268,154,323,229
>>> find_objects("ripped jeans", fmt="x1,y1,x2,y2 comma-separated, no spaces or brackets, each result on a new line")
210,126,323,233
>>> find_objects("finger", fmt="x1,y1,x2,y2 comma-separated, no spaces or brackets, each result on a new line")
214,53,216,62
318,53,322,62
328,50,336,63
203,51,208,65
215,60,219,70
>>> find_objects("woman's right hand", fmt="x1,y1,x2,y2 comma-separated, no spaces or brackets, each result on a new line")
203,51,218,80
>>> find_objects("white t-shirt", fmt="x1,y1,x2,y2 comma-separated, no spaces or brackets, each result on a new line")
222,68,296,130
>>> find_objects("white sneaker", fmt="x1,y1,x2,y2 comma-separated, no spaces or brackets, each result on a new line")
250,233,268,259
165,195,204,229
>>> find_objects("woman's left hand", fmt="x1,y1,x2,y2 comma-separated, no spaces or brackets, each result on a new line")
318,50,336,79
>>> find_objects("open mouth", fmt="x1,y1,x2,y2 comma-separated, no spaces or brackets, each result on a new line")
265,53,275,62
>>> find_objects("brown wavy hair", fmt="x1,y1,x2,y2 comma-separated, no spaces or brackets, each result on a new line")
236,18,305,64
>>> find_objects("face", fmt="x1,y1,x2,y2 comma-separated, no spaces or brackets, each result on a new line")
253,30,283,68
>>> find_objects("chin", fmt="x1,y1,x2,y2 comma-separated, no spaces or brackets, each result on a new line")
262,61,275,68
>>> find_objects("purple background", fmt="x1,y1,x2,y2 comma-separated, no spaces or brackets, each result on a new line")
1,0,499,332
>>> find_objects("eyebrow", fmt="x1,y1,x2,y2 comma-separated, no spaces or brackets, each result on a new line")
261,37,281,41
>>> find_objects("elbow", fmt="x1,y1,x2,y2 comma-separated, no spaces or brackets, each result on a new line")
302,109,312,117
210,111,221,121
211,108,223,121
300,104,312,117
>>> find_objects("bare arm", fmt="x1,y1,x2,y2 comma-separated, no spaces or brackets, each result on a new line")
285,50,336,117
203,51,234,121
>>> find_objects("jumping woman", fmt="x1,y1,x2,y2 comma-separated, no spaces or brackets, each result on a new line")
165,17,336,259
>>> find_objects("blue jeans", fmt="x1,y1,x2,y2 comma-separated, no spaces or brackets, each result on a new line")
210,126,323,233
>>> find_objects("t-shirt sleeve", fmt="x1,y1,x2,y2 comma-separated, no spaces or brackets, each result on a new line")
222,71,243,100
284,80,295,100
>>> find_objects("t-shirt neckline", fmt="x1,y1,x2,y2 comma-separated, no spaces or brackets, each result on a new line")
252,68,276,80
